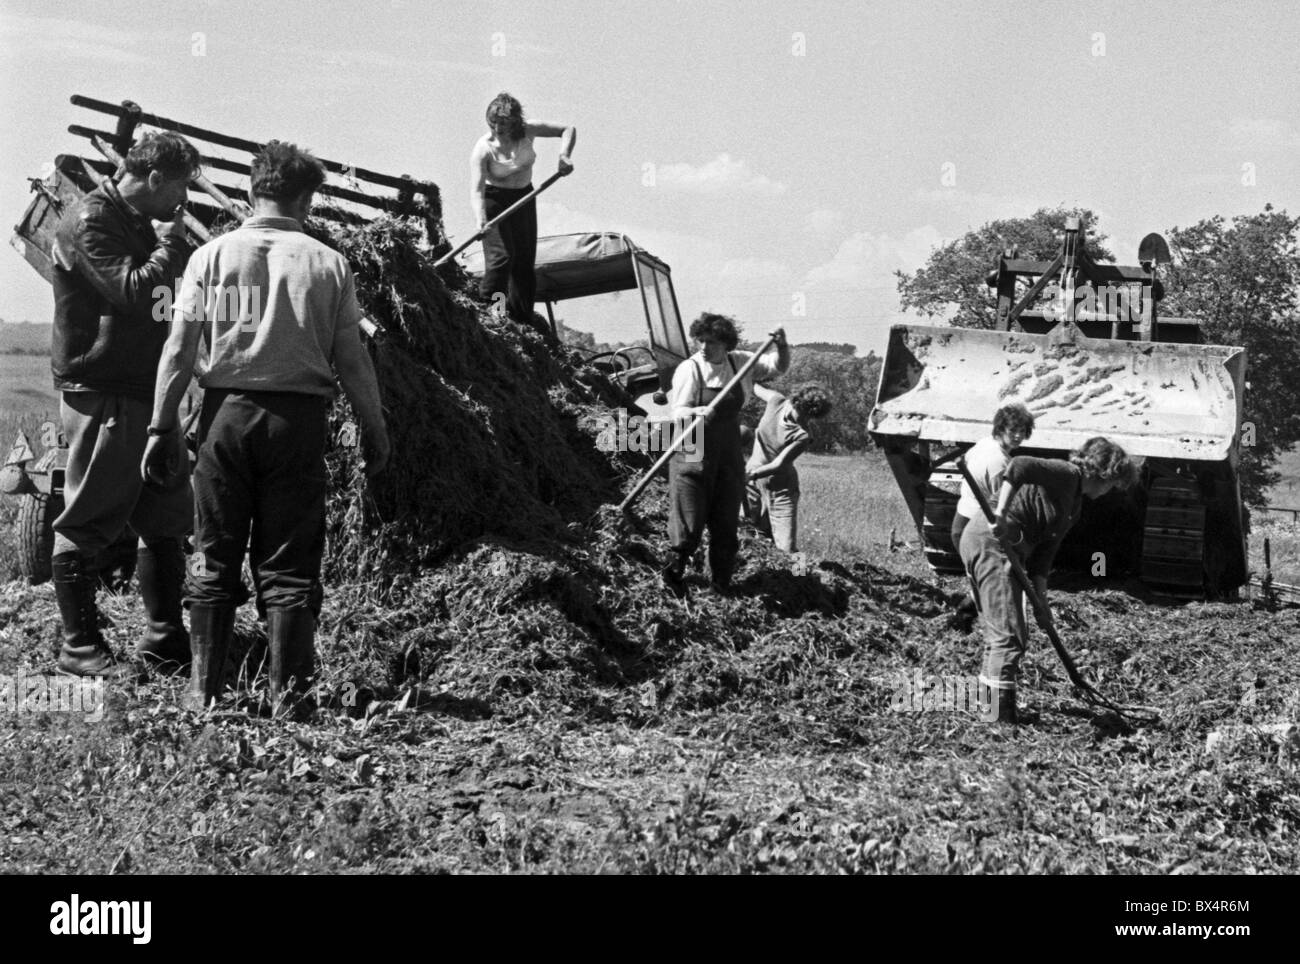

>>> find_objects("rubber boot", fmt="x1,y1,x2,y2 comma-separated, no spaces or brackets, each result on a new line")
184,604,235,712
53,551,116,676
268,608,317,718
661,550,689,598
978,677,1018,725
136,538,191,673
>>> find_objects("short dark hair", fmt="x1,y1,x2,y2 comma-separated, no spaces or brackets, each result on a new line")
486,92,526,141
1070,436,1138,488
250,140,327,202
993,400,1035,440
689,312,740,351
790,383,832,419
122,131,201,181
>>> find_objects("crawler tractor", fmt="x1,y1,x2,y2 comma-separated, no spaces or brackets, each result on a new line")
869,218,1248,597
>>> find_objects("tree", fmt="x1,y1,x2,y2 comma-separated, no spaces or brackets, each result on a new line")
1163,205,1300,505
794,341,857,356
895,206,1114,329
746,348,883,453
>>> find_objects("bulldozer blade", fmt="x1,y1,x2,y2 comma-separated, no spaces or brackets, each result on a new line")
1138,232,1172,265
869,324,1245,461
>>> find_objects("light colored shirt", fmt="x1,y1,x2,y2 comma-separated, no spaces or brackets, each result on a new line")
668,349,781,419
748,390,810,490
956,435,1009,520
174,216,361,397
484,135,536,185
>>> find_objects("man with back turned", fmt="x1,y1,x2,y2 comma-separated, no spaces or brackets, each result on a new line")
144,140,390,714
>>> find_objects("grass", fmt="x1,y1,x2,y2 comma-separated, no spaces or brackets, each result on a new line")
3,458,1299,875
2,333,1300,874
0,353,57,419
794,453,922,570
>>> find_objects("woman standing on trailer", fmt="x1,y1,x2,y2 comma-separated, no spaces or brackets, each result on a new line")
663,314,789,595
469,92,575,337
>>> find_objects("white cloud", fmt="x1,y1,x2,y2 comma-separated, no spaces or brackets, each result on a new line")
1227,117,1300,152
654,154,786,197
718,258,793,286
796,226,947,356
803,226,943,289
312,45,492,76
804,208,845,235
0,13,155,65
913,187,1058,232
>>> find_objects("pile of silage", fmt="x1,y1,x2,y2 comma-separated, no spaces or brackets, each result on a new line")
300,215,643,588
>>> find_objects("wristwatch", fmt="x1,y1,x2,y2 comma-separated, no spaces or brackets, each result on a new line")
146,425,176,437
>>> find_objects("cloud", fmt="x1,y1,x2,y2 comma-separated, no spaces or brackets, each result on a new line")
912,187,1056,231
1227,117,1300,152
796,226,948,355
0,12,156,65
502,39,558,55
654,154,787,197
803,226,943,289
718,258,793,287
804,208,845,235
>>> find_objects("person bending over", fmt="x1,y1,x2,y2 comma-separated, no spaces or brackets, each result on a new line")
745,382,832,554
959,436,1137,724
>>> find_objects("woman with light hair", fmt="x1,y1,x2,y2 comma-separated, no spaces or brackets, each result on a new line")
960,436,1139,724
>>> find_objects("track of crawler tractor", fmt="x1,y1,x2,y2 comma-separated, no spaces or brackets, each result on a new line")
1141,475,1208,596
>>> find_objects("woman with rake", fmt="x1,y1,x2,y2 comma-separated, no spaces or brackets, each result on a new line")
470,92,575,338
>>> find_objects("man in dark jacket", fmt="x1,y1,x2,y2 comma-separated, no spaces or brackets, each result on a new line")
50,131,201,676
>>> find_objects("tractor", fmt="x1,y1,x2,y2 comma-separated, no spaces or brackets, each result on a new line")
869,217,1248,597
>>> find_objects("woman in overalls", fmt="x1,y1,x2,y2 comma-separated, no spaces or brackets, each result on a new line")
663,313,789,594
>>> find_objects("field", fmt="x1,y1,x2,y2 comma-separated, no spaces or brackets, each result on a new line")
2,446,1299,873
0,352,58,420
2,344,1299,875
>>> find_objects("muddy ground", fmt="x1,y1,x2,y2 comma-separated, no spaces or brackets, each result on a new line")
2,511,1297,875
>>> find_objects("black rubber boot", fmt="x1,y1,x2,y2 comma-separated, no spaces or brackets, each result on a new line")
136,539,191,673
184,604,235,712
268,608,317,718
980,681,1018,725
661,551,689,599
53,551,116,676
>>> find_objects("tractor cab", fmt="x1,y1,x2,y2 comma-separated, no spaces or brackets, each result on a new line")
462,232,690,418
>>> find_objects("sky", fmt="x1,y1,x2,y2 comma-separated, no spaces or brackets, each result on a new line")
2,0,1299,355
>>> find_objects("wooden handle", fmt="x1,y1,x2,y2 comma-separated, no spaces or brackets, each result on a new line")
435,171,565,267
955,456,1088,691
618,332,780,513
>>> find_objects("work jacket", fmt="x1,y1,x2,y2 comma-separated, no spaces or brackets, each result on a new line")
51,179,190,401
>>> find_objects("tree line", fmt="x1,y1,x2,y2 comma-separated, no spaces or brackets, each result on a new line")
895,204,1300,506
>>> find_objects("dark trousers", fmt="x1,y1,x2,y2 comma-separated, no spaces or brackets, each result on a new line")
187,389,328,614
668,447,745,583
479,183,541,333
54,391,192,556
